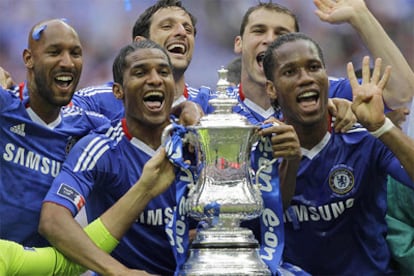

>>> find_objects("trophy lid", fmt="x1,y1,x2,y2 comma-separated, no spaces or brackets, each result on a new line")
195,66,255,129
208,66,238,114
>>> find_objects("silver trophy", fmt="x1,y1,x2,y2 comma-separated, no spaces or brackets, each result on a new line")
179,67,271,275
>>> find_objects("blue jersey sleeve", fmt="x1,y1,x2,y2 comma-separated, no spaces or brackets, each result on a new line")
0,87,18,112
72,82,124,121
188,86,215,114
366,133,414,188
43,132,113,216
385,156,414,189
328,77,353,101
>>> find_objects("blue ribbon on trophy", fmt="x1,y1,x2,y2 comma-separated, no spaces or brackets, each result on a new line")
163,122,194,275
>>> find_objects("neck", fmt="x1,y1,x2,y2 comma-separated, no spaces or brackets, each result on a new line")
125,117,169,150
174,71,186,101
240,76,271,110
290,114,330,150
27,84,61,124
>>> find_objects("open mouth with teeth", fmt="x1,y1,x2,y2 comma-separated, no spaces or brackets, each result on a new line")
143,91,165,111
256,52,265,68
297,91,320,110
55,75,73,88
167,43,186,55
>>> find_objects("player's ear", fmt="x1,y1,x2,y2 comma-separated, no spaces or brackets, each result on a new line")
23,49,34,69
234,35,242,54
112,82,124,100
133,36,147,43
265,80,278,101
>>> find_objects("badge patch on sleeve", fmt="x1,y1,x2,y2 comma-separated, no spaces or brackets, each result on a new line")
57,183,85,211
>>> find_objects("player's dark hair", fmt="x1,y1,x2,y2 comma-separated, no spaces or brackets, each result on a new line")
132,0,197,39
112,40,172,84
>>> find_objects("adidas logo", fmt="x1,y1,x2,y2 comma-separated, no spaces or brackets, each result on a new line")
10,123,26,137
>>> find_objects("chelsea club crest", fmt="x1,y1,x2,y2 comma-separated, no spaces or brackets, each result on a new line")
329,165,355,195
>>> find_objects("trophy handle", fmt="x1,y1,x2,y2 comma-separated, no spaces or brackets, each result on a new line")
161,123,175,147
255,158,277,188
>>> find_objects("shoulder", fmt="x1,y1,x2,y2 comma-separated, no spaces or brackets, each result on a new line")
333,123,372,144
0,87,23,114
187,84,214,97
0,86,19,101
74,82,114,97
66,121,124,166
62,105,111,126
328,76,353,101
333,125,392,160
80,120,124,149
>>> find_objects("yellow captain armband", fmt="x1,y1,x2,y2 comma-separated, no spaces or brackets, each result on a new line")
84,218,119,253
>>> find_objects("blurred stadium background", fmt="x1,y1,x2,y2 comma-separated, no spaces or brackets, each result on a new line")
0,0,413,89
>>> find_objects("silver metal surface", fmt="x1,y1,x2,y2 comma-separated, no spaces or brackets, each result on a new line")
179,67,270,275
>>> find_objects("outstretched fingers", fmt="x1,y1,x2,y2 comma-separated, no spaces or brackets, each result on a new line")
346,61,358,99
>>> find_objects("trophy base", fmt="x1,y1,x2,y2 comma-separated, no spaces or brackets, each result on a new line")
179,227,271,276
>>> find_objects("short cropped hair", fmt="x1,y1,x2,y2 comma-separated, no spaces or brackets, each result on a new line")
132,0,197,39
112,40,172,85
239,2,299,36
263,32,325,82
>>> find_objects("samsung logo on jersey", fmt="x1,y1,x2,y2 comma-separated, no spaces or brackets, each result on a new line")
137,206,175,226
3,143,62,177
284,198,354,223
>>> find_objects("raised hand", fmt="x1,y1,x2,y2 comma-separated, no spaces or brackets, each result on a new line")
347,56,391,131
313,0,367,25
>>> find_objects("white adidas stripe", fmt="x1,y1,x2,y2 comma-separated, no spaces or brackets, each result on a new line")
73,122,124,172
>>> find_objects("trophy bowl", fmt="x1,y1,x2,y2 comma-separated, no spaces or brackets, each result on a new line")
178,67,271,276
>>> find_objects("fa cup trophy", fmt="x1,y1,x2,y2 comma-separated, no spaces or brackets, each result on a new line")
179,67,271,275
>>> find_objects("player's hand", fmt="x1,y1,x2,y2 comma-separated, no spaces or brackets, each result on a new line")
171,101,203,126
258,117,302,161
328,98,356,133
313,0,367,25
0,67,15,89
347,56,391,131
139,148,175,199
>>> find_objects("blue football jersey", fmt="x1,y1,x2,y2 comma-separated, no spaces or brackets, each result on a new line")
328,76,353,100
231,78,412,274
282,129,413,275
72,82,124,123
72,82,213,120
231,85,281,125
0,87,110,247
43,120,178,275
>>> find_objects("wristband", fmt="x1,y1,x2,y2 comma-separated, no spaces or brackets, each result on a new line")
369,117,394,138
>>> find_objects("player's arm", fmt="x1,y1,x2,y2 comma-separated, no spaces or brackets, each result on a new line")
1,218,116,276
348,56,414,181
3,211,147,275
39,148,175,275
314,0,414,109
40,203,128,275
